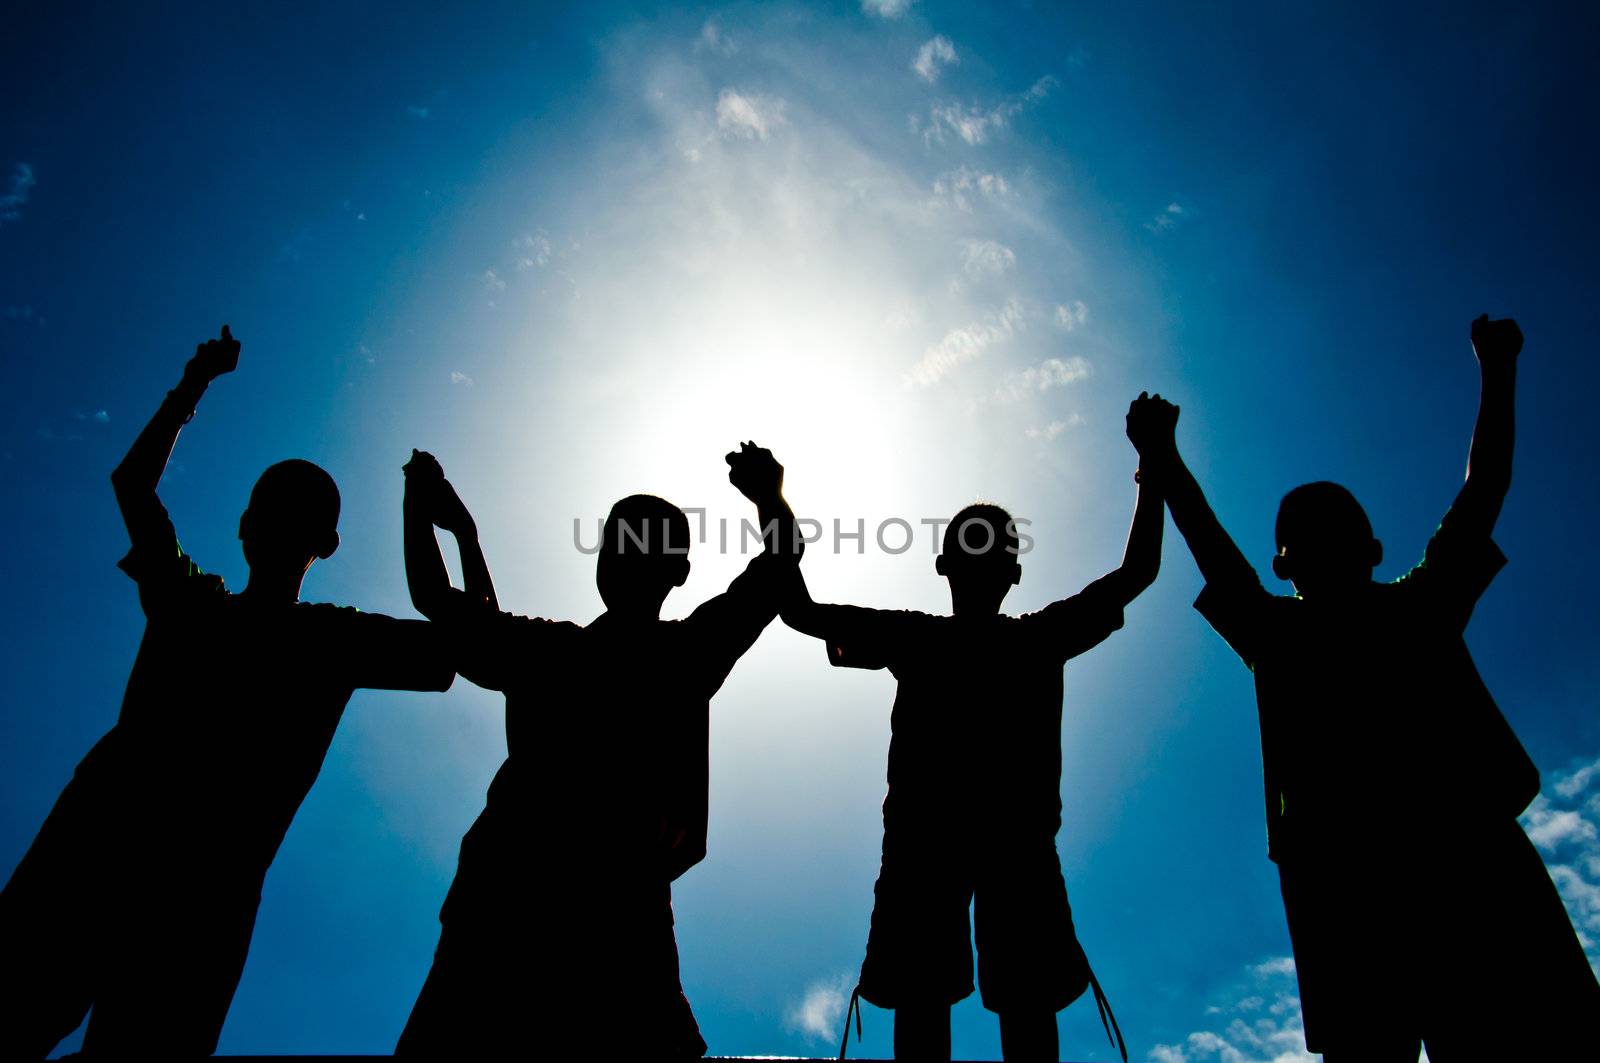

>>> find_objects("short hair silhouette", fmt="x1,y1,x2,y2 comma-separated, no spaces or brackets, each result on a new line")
942,502,1020,557
240,458,342,562
603,493,692,555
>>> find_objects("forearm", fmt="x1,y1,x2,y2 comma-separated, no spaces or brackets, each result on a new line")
403,497,455,620
1100,479,1163,605
755,491,802,560
455,529,500,612
111,366,207,509
1147,447,1256,589
1453,362,1516,531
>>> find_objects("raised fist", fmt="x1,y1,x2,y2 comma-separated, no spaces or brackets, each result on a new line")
188,324,241,382
404,449,475,536
1126,391,1179,455
726,441,784,503
1470,314,1522,369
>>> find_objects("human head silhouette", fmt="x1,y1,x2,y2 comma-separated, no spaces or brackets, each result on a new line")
596,494,692,618
936,502,1022,616
1271,481,1382,599
238,459,341,576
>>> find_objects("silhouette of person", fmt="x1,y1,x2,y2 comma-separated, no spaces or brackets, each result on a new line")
779,397,1168,1063
0,326,455,1058
394,442,800,1058
1146,316,1599,1059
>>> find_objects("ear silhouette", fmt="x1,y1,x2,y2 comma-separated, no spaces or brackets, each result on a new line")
1369,538,1383,569
316,530,340,561
238,509,252,542
1009,562,1022,587
670,557,691,588
934,553,948,577
1271,553,1292,582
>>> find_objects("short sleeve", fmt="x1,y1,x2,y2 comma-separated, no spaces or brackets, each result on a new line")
1019,575,1127,664
115,495,225,615
1194,573,1275,671
332,612,455,692
817,606,931,672
448,604,579,692
1394,508,1507,631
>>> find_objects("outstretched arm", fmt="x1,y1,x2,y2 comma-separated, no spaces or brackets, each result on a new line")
1132,393,1259,591
402,450,498,622
1448,315,1521,539
111,325,239,546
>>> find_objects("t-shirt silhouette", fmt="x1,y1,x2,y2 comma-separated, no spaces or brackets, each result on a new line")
436,552,787,925
820,578,1127,843
1194,507,1539,864
79,496,454,886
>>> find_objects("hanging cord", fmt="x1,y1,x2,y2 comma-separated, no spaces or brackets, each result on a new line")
837,983,863,1060
1084,957,1128,1063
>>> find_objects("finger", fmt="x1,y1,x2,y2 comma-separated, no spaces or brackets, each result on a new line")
221,324,232,340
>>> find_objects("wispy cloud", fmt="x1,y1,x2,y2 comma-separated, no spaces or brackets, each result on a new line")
450,370,474,386
483,268,506,292
1147,957,1316,1063
960,238,1016,277
1054,300,1089,330
697,19,737,56
999,356,1092,402
785,972,855,1042
1522,754,1600,973
907,298,1024,386
1,163,35,224
924,76,1056,146
1146,201,1188,233
1026,418,1081,441
406,105,430,120
716,89,787,140
516,231,553,270
913,36,958,83
931,166,1011,212
861,0,913,18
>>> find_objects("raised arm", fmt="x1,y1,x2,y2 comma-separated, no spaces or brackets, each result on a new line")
111,325,239,546
725,441,801,561
1448,315,1521,539
1132,392,1259,591
1090,395,1169,607
402,450,499,622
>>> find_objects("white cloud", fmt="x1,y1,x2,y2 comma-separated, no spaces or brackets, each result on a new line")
1146,201,1188,233
1055,300,1089,330
697,19,737,55
2,162,36,224
716,89,787,140
483,268,506,292
960,238,1016,277
93,409,109,424
1522,754,1600,972
406,105,430,120
925,76,1056,146
450,370,473,386
906,298,1024,387
1026,419,1069,441
999,356,1092,402
785,972,855,1041
1147,956,1318,1063
861,0,913,18
913,36,958,83
931,166,1011,211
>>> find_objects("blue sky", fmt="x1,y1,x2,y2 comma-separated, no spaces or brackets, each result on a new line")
3,2,1598,1059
